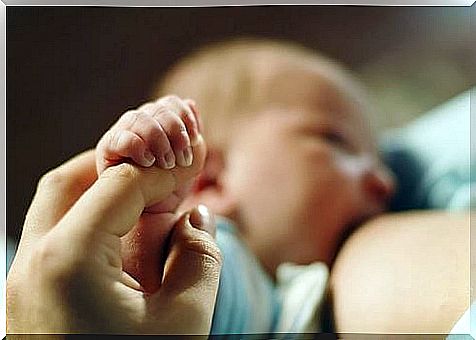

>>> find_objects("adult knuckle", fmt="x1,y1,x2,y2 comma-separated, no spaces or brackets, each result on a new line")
30,240,74,282
37,168,69,193
184,237,223,266
31,241,56,271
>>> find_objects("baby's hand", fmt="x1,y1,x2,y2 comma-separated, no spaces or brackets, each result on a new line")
95,95,206,294
96,95,201,174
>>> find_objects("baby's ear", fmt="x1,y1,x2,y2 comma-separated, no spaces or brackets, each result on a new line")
191,148,226,193
188,148,237,217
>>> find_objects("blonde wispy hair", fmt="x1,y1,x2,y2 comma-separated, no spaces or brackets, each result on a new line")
154,37,370,148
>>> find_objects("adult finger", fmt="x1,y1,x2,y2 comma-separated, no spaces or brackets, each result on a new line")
149,205,221,334
189,204,216,238
23,149,98,239
121,212,179,294
55,162,176,238
57,134,206,238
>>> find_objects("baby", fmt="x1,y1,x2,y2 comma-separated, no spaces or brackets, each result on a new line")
155,38,395,271
96,38,396,334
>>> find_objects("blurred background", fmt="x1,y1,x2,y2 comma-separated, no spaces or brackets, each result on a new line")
7,6,475,242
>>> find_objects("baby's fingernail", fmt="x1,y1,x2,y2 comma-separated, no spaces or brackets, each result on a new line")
175,151,185,167
176,147,193,167
164,151,176,169
143,150,155,166
184,146,193,166
190,130,201,147
189,102,203,134
157,156,169,169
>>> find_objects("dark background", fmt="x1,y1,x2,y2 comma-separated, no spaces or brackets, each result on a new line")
7,6,475,240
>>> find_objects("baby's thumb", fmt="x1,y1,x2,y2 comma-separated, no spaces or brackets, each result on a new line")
153,205,222,334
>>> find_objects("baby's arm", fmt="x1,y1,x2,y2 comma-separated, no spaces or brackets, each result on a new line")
96,95,201,175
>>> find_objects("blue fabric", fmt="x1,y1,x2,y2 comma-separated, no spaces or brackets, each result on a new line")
380,87,474,212
210,218,281,335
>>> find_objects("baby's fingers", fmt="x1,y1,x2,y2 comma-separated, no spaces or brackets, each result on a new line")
179,101,200,147
139,102,192,167
159,112,194,167
135,96,200,168
97,129,154,172
157,96,200,147
113,109,177,170
184,98,203,136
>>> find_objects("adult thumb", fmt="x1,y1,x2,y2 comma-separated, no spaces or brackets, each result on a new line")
152,205,222,334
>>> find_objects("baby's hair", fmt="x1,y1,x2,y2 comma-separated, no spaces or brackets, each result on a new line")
154,37,371,148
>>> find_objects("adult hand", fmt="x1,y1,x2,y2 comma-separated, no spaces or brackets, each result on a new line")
6,148,222,334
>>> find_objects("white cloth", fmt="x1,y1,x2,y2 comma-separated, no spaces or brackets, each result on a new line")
275,262,329,334
211,217,329,335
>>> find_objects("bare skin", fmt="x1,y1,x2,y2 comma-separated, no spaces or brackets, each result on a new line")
96,95,204,293
6,149,222,334
156,49,469,332
181,60,395,275
329,210,471,334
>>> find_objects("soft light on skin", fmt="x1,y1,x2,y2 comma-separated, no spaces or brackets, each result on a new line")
169,49,396,277
187,58,396,276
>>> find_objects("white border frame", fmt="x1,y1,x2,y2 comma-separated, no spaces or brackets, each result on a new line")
2,2,474,339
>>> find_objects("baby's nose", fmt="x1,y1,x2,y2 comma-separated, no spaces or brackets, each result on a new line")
362,164,396,206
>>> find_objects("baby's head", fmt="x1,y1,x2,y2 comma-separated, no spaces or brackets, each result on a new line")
155,38,395,273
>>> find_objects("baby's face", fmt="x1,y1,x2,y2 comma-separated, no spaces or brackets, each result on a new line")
223,62,395,271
